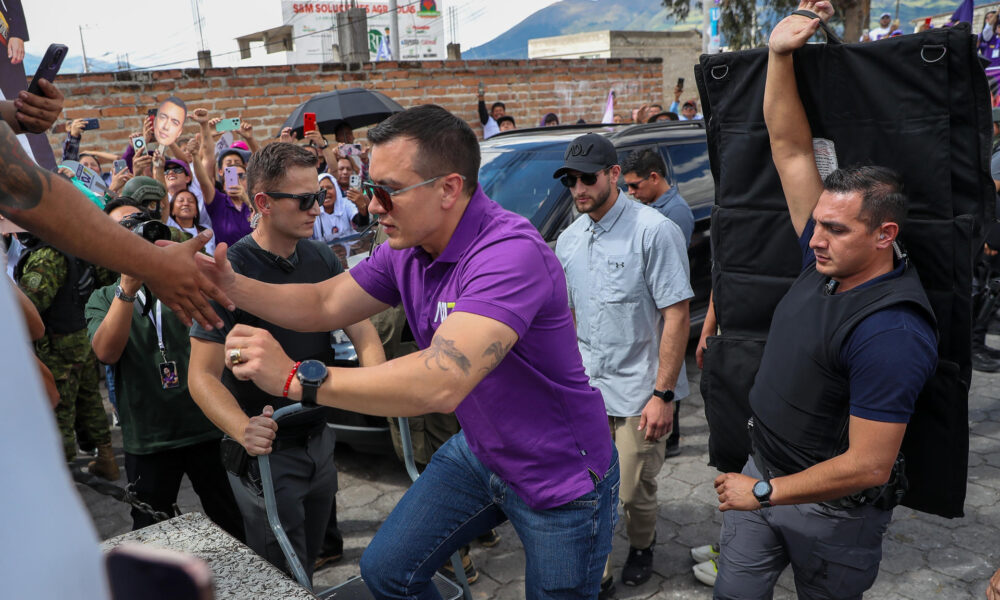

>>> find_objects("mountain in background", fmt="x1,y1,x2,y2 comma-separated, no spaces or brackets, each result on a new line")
23,53,121,75
464,0,960,60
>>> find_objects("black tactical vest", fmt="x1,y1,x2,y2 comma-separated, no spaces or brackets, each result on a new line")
749,261,936,476
15,243,95,335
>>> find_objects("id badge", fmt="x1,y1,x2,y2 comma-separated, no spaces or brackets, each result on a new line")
993,47,999,59
159,361,180,389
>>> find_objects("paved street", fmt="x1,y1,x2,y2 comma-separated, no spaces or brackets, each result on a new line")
80,342,1000,599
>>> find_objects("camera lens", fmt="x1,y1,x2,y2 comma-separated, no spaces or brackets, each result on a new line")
54,49,64,60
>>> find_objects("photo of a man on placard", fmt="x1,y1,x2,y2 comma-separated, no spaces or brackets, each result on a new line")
154,96,187,148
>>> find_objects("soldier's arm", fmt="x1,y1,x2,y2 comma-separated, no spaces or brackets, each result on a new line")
18,248,66,315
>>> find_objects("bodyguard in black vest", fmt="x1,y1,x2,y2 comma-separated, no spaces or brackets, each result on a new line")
187,143,384,582
711,3,939,598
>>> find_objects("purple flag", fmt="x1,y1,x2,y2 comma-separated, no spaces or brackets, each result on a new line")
948,0,974,25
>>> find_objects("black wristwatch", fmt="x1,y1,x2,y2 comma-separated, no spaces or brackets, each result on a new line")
114,285,137,303
296,359,328,407
752,479,773,508
652,389,675,402
319,139,329,149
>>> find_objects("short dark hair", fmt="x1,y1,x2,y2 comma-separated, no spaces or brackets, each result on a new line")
543,113,559,125
823,166,907,232
245,142,318,197
491,102,505,112
161,96,187,117
497,115,516,128
103,196,139,215
367,104,479,195
621,147,667,181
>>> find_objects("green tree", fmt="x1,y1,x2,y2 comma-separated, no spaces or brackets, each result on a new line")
662,0,869,50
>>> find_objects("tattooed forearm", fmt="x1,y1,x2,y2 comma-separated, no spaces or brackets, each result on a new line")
0,122,48,211
420,336,472,376
480,340,513,374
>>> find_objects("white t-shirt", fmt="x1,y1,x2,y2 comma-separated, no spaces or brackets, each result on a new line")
867,25,891,41
0,258,110,598
166,216,217,256
312,179,359,252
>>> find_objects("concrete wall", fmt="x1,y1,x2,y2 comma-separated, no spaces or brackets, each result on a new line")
529,30,703,109
43,58,662,158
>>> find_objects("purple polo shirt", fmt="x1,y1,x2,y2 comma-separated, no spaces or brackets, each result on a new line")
350,185,612,510
205,189,253,248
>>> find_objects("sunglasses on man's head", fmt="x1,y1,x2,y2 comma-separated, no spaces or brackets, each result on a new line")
265,189,327,211
362,174,465,212
559,170,604,189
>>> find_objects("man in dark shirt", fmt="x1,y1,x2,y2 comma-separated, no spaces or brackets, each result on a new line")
711,4,938,599
188,143,383,581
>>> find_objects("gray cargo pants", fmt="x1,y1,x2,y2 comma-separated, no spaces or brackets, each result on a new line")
227,426,338,583
714,459,892,600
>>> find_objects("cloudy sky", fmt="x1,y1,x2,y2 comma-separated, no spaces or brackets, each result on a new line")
21,0,562,70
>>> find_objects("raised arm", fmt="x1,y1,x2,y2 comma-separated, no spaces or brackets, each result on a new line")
764,0,833,237
189,109,218,205
226,310,519,417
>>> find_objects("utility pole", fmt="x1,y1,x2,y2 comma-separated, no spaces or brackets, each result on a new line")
78,25,90,73
389,0,400,60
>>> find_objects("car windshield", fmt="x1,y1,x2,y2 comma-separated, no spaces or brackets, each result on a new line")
479,147,567,222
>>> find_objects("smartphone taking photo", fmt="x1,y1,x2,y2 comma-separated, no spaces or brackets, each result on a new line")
215,118,241,133
82,118,100,131
224,166,240,190
113,159,128,174
131,136,147,155
28,43,68,96
303,112,317,134
349,174,361,190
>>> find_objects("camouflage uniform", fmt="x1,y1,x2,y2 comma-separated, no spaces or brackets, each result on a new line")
19,246,110,462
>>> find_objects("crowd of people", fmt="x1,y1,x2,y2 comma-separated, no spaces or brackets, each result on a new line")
8,1,1000,599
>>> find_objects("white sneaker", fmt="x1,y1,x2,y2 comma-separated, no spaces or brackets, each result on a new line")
692,559,717,587
690,543,720,563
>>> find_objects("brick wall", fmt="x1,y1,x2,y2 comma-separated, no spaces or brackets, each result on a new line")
45,58,662,157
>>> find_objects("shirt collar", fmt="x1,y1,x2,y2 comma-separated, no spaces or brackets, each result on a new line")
433,184,490,264
651,186,678,210
589,190,630,234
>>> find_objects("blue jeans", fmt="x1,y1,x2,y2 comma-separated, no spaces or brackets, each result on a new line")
361,432,619,599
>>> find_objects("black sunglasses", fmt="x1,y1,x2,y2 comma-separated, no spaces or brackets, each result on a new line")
164,166,186,176
625,174,650,191
265,189,327,211
559,170,605,189
362,175,465,212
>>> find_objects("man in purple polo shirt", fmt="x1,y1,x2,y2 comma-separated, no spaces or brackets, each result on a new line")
199,104,619,599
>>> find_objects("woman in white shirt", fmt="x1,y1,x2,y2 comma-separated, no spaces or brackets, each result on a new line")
167,189,217,256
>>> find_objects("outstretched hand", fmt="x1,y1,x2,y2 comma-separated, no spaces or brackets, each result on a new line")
148,231,234,329
769,0,834,55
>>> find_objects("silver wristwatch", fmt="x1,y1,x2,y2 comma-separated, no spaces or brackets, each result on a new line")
115,285,137,303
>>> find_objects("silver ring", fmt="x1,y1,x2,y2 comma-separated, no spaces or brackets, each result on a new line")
228,348,243,365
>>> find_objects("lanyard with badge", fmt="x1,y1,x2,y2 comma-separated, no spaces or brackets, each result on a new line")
136,290,179,389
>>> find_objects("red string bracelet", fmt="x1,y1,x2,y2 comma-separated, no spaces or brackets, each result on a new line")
283,361,302,398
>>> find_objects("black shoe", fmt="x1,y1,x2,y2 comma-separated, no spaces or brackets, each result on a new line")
598,575,615,599
980,345,1000,360
314,548,343,570
437,553,479,585
477,528,501,547
973,350,1000,373
665,441,681,458
621,543,654,586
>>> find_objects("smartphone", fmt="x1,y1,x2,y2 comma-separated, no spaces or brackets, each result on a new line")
215,117,241,133
82,118,100,131
106,544,213,600
340,143,363,157
27,43,68,96
224,166,240,190
478,81,484,96
113,159,127,174
131,136,147,155
303,112,317,133
147,108,158,118
677,77,685,88
349,174,361,189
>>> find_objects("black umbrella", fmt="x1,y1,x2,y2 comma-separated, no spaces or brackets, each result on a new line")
282,88,404,138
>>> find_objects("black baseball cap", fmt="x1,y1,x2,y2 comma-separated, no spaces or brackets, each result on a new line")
552,133,617,179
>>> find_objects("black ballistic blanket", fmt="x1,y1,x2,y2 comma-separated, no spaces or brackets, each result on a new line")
694,23,993,518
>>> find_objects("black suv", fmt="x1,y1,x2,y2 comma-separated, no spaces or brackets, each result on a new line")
479,120,713,329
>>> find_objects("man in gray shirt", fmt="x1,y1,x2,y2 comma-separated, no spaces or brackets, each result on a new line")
555,133,692,597
622,147,694,246
621,146,695,458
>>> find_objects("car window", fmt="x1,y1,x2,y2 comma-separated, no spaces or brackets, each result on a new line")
666,142,713,203
480,148,566,221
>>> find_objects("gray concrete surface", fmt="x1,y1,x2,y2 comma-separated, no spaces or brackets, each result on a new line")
80,342,1000,599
